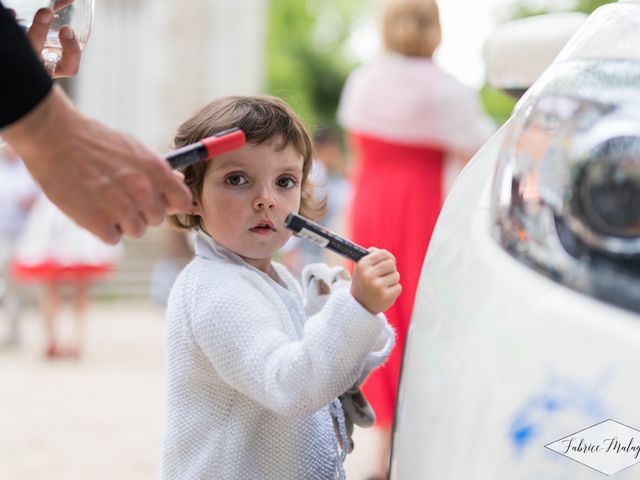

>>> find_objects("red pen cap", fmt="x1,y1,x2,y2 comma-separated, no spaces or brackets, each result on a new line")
201,128,246,160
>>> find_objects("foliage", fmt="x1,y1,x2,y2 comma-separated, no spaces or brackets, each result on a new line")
571,0,615,14
505,0,614,19
266,0,618,130
265,0,372,132
480,0,616,125
479,86,517,126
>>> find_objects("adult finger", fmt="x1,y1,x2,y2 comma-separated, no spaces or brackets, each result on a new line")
135,192,166,227
27,8,53,54
112,208,147,238
151,163,194,214
53,0,74,13
120,171,166,227
68,205,123,245
111,203,147,239
95,181,147,239
128,147,193,216
55,27,81,77
58,203,122,245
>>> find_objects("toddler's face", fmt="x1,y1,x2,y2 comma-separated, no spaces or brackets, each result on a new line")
194,140,303,272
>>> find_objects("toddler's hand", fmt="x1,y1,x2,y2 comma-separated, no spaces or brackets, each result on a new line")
351,248,401,314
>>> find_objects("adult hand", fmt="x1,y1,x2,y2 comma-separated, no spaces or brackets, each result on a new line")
21,1,80,78
351,248,402,314
2,86,193,244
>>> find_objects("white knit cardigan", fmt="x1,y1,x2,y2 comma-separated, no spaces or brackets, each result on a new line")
161,232,394,479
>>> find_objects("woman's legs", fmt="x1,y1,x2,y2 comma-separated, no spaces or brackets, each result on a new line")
42,280,61,357
71,279,89,357
42,278,90,358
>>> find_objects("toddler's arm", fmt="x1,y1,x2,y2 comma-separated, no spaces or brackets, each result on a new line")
189,274,395,419
300,261,396,384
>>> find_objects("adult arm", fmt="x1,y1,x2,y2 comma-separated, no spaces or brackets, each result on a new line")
0,4,192,243
3,87,193,244
0,3,52,127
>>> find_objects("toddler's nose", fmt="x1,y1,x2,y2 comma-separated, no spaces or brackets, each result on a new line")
253,189,276,210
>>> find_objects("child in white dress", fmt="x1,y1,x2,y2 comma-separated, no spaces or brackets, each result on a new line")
13,194,121,358
162,96,401,479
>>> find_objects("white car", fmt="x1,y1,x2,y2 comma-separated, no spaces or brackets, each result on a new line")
391,2,640,478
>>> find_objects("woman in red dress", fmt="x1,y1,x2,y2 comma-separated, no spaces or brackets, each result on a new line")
337,0,493,475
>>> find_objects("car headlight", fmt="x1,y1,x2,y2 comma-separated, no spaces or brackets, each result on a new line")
491,59,640,313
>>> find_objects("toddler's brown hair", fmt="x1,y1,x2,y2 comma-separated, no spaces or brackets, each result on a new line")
167,95,325,231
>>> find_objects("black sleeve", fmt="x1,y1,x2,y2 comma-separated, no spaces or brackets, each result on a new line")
0,2,53,128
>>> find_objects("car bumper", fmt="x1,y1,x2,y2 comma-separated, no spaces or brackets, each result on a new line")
391,129,640,479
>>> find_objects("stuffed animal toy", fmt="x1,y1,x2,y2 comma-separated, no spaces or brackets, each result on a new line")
301,263,377,453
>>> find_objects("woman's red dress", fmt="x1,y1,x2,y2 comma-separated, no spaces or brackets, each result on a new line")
349,132,445,428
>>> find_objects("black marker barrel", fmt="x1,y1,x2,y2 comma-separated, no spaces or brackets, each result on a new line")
165,143,208,170
284,213,369,262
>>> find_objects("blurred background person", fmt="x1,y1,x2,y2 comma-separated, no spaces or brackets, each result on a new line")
148,228,194,306
314,126,353,239
0,145,40,346
337,0,494,476
11,196,122,359
280,126,352,277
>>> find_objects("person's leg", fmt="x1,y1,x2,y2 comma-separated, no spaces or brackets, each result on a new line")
42,280,61,357
361,369,395,479
71,279,89,357
0,240,19,346
4,285,23,346
362,426,392,480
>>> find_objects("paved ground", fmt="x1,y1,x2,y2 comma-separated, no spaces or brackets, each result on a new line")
0,301,379,479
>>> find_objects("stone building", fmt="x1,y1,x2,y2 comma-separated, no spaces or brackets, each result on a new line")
71,0,268,297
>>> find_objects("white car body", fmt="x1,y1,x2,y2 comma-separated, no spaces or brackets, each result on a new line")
391,2,640,478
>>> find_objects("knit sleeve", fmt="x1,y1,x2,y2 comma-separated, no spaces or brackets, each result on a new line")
356,321,395,387
190,281,389,418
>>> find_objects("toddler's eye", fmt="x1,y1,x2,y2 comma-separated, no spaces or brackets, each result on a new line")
225,174,248,186
277,176,298,189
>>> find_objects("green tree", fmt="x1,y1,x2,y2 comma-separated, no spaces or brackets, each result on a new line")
265,0,372,131
508,0,614,18
573,0,615,14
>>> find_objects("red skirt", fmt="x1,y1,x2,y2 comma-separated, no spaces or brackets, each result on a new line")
11,196,121,284
348,133,445,428
12,261,113,282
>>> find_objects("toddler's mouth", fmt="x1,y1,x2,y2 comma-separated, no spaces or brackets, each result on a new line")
249,221,276,234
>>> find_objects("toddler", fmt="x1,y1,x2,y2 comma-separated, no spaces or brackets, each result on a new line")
162,96,401,479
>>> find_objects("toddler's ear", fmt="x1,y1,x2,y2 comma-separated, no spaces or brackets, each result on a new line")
190,200,202,216
301,263,331,294
329,265,350,284
302,263,333,316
